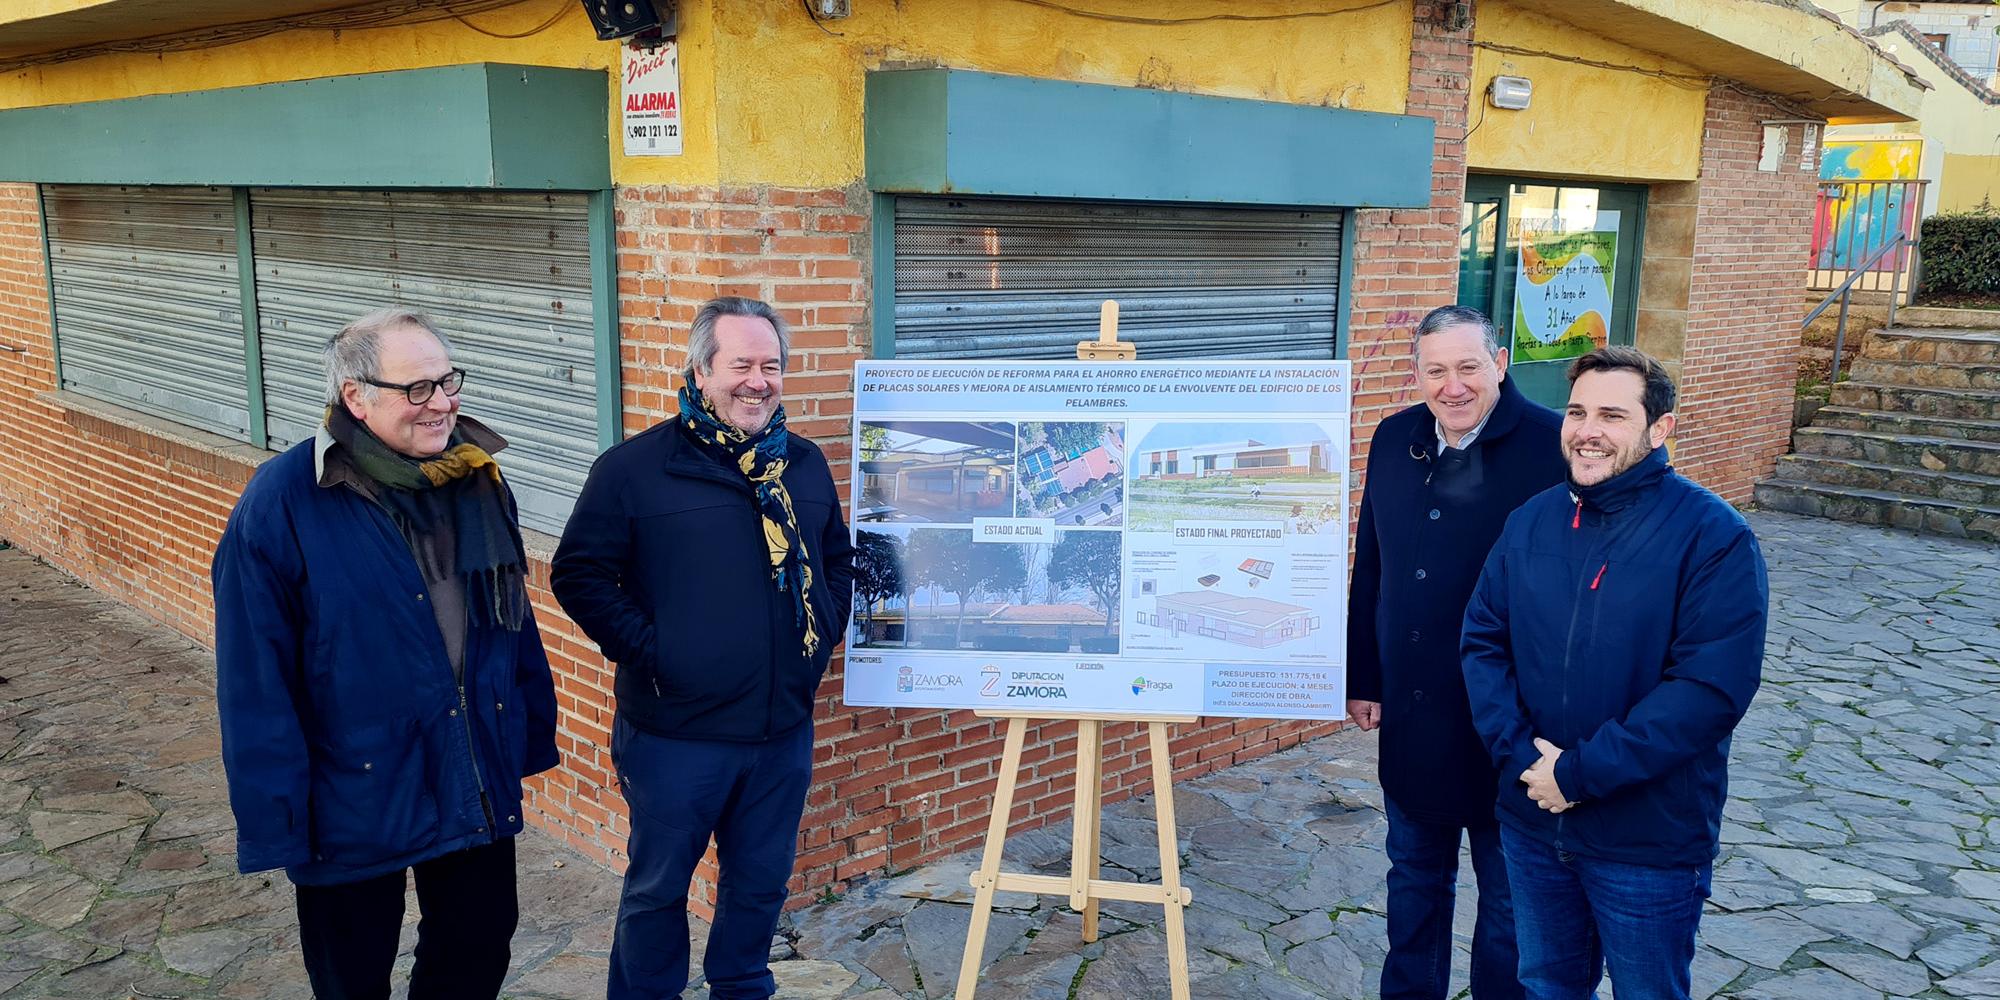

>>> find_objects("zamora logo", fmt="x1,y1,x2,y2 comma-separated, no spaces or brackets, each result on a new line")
1006,685,1068,698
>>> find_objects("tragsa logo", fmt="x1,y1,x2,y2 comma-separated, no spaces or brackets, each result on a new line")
1131,676,1175,695
897,666,915,693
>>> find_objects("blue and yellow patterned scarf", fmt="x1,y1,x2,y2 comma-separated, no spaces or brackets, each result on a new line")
677,382,820,660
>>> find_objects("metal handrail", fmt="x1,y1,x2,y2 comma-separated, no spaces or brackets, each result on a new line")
1802,230,1912,385
1803,232,1909,327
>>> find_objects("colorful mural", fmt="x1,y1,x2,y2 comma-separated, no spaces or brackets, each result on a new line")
1815,139,1923,270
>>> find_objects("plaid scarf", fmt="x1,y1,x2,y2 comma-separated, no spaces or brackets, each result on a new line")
325,406,529,631
676,382,820,661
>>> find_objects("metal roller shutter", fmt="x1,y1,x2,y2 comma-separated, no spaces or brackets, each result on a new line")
892,196,1343,361
43,185,251,438
249,189,596,536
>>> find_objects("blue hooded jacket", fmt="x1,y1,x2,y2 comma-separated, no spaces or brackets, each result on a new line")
1461,447,1767,866
212,428,559,886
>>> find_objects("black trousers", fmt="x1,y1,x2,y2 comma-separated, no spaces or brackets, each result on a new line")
293,837,519,1000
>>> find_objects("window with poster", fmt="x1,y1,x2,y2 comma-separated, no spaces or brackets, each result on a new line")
1458,177,1646,408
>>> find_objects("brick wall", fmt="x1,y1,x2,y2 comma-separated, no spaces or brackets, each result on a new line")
1345,1,1477,492
1674,86,1823,503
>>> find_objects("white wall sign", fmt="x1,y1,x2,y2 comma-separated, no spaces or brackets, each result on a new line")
622,42,683,157
1759,125,1787,173
845,361,1353,721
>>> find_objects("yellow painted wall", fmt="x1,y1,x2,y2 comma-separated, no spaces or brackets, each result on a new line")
1940,153,2000,212
1467,2,1707,182
705,0,1412,189
0,3,722,186
0,0,1413,191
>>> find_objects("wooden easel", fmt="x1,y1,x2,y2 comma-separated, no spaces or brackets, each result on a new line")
954,302,1197,1000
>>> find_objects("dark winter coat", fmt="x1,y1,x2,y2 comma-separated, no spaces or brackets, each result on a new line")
212,429,560,887
1346,376,1566,826
550,421,855,743
1461,447,1768,866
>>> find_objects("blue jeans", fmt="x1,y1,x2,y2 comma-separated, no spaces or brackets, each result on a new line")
607,717,814,1000
1381,798,1522,1000
1498,825,1712,1000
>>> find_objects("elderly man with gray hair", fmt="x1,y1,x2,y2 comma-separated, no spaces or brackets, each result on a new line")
212,307,559,999
1345,304,1567,999
553,295,854,1000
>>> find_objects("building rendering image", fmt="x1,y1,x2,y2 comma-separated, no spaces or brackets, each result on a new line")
1136,436,1335,480
1140,591,1322,649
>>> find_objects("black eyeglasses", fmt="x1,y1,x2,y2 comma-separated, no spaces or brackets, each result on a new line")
363,368,466,405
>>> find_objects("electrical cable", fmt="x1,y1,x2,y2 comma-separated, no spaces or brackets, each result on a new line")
800,0,845,37
1471,40,1714,90
454,0,573,39
996,0,1403,27
0,0,536,74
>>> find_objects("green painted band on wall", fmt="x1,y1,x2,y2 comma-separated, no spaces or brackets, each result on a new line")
864,69,1435,208
0,64,610,189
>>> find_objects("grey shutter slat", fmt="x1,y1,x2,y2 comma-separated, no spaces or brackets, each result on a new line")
250,189,595,535
892,196,1341,361
44,185,250,438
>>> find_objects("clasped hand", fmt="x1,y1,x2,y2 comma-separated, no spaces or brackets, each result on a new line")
1519,737,1573,814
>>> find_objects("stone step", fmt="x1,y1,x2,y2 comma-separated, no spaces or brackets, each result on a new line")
1845,359,2000,391
1862,326,2000,366
1829,382,2000,422
1808,406,2000,444
1792,427,2000,477
1896,307,2000,331
1775,454,2000,507
1753,479,2000,542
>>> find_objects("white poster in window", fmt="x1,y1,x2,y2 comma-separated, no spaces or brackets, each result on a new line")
844,361,1351,721
622,42,683,157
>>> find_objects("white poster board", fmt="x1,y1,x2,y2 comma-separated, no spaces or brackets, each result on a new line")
844,361,1351,720
621,42,683,157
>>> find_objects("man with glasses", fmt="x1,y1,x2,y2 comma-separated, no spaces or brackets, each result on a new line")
1346,305,1565,999
553,295,854,1000
213,307,559,999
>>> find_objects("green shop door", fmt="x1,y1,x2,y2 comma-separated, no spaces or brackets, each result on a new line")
1459,177,1645,409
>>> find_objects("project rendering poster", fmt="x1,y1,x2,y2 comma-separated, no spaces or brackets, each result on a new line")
844,361,1351,721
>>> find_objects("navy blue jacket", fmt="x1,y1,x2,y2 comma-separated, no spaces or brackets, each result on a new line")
212,437,560,886
1461,447,1768,866
1347,377,1566,826
550,421,855,742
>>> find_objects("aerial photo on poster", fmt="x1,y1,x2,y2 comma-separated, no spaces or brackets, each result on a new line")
1015,421,1125,526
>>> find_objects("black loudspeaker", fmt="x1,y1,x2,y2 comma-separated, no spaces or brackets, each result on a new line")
581,0,675,41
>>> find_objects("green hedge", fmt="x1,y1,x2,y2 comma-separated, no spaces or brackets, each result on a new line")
1920,210,2000,296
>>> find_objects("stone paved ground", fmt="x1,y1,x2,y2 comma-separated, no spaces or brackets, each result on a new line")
3,510,1998,999
786,511,2000,1000
0,545,641,1000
